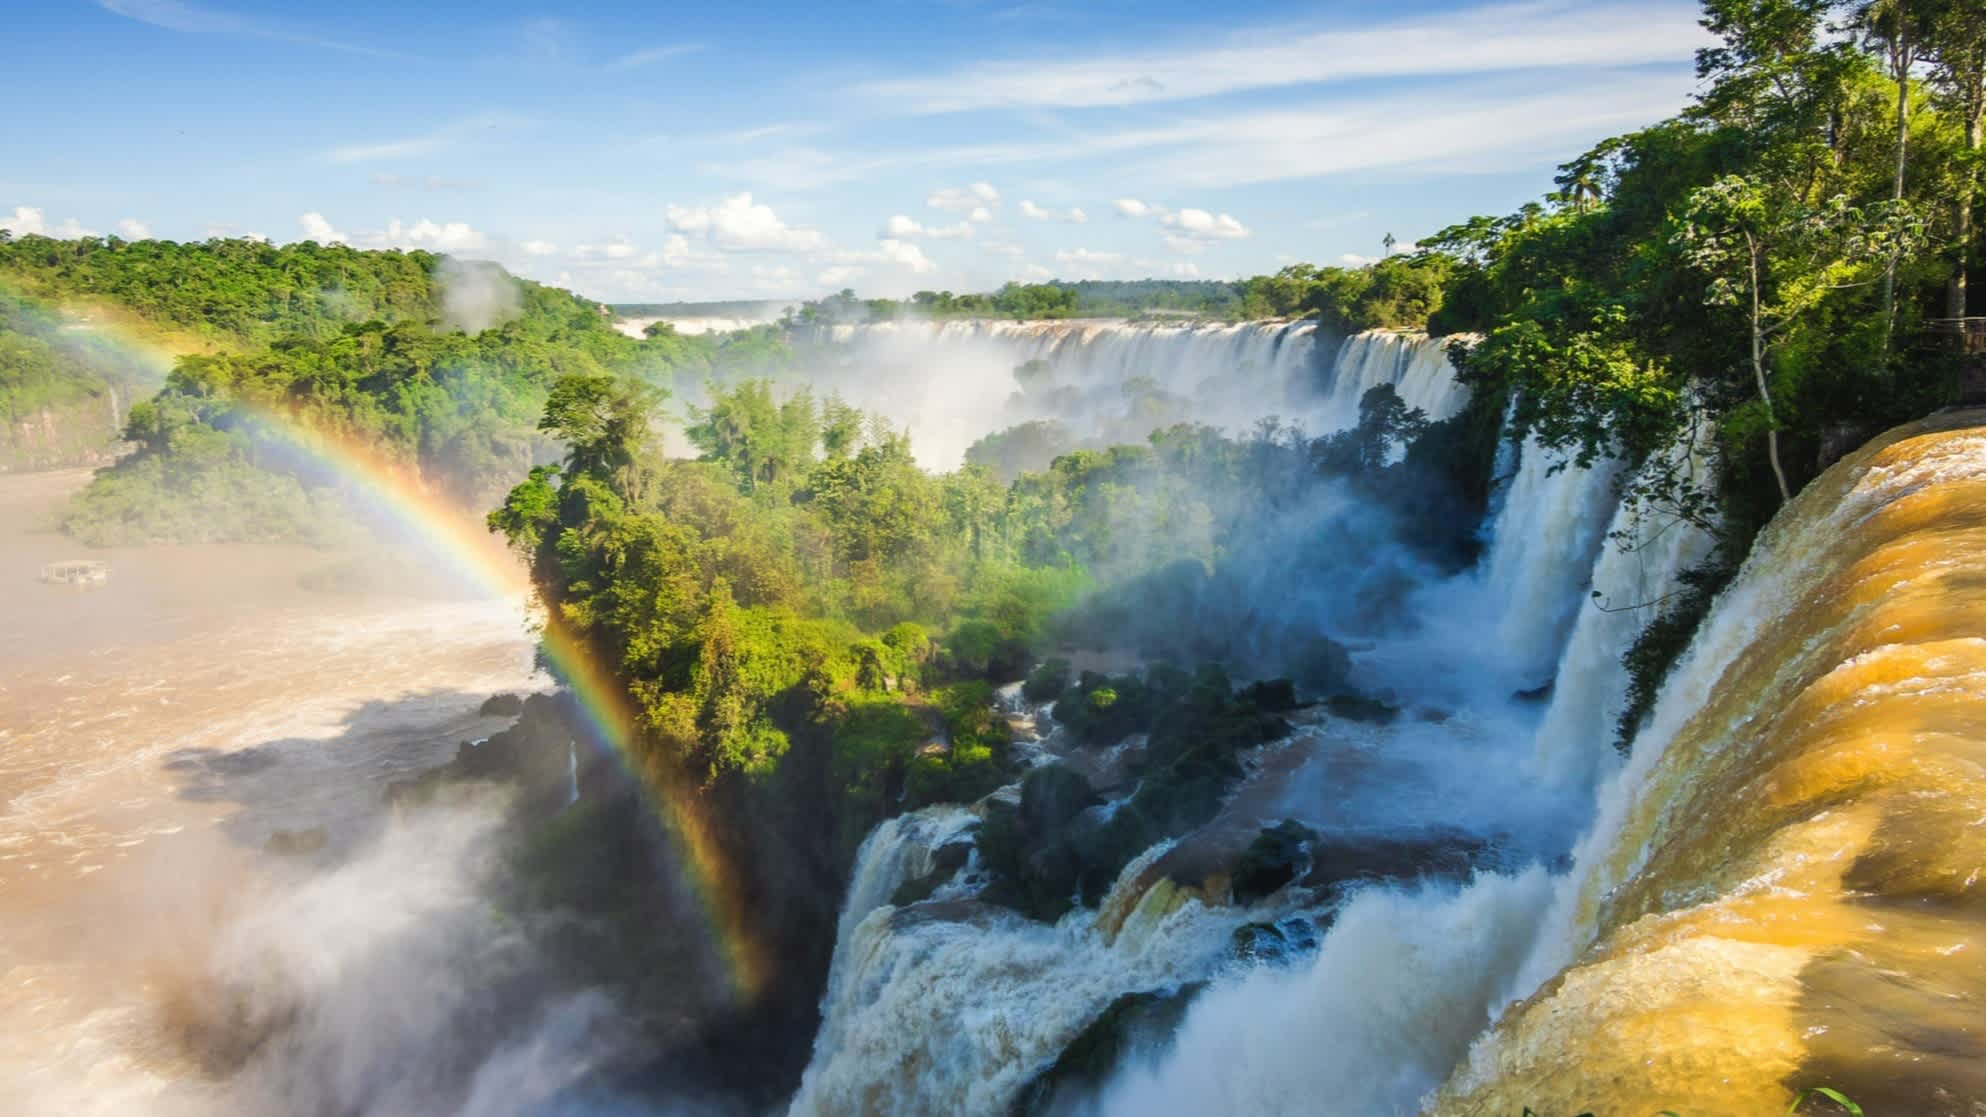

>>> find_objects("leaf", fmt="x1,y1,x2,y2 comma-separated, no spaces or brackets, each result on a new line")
1787,1086,1863,1116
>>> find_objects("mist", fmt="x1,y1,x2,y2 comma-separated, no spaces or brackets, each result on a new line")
440,257,525,335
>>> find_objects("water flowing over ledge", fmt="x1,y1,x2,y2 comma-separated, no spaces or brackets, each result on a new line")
1436,409,1986,1116
787,327,1722,1117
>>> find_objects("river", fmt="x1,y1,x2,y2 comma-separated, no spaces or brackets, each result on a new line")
0,469,541,1115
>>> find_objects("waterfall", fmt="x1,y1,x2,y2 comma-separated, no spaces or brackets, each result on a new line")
1526,433,1717,793
791,331,1688,1117
1434,413,1986,1114
1473,439,1622,689
790,835,1254,1117
797,321,1468,468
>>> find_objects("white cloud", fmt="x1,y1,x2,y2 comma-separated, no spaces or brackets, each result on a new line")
521,239,559,256
116,217,152,239
877,239,936,273
297,211,348,244
97,0,397,57
1115,201,1250,253
827,238,938,275
967,205,993,224
667,193,825,253
1019,200,1087,224
1338,253,1376,266
881,215,974,240
927,182,1000,213
1055,248,1122,265
817,265,866,286
2,207,101,239
373,218,487,253
1161,207,1248,239
858,1,1707,113
980,240,1025,258
2,206,45,235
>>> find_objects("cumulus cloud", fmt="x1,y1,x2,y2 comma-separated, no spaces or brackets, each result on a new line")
297,211,348,244
0,206,99,238
1161,207,1249,239
1113,198,1155,218
293,212,491,254
1054,248,1123,266
881,215,974,240
521,239,559,256
380,218,487,253
980,241,1025,258
667,193,825,253
116,217,152,239
877,238,936,273
1018,200,1087,224
817,265,865,286
927,182,999,214
0,206,45,235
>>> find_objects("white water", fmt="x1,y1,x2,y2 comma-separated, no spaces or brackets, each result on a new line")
795,321,1469,469
788,332,1721,1117
1527,433,1717,793
1473,439,1623,689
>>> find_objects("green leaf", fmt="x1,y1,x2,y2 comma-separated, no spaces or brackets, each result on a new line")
1788,1087,1862,1116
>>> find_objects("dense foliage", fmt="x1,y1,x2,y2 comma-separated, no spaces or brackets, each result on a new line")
1409,0,1984,739
2,239,759,542
0,292,163,469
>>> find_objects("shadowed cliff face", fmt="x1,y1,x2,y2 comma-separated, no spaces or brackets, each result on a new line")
1435,410,1986,1117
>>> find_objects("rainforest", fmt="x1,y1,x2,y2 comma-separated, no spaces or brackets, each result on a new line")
4,1,1985,1115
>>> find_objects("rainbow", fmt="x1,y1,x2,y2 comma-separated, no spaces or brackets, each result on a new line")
35,300,772,1004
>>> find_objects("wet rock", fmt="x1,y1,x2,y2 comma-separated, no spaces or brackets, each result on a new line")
1232,819,1320,905
1324,693,1399,723
888,838,976,907
1009,984,1206,1117
1302,829,1489,894
263,827,327,856
478,692,525,717
1230,916,1323,966
1514,682,1553,704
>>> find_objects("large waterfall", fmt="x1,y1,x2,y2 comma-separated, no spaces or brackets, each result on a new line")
787,327,1733,1117
788,321,1467,469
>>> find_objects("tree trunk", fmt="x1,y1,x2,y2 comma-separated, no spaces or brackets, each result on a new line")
1751,241,1792,505
1883,35,1912,354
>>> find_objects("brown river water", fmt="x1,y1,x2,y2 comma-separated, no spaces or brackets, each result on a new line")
0,470,542,1114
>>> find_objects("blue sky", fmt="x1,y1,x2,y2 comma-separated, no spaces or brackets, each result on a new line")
3,0,1710,302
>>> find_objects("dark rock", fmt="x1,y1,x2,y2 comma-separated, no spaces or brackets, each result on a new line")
1232,819,1320,905
1514,682,1553,704
888,838,977,908
1230,916,1323,966
478,692,526,717
1302,829,1489,894
1239,678,1299,713
264,827,327,856
1009,984,1206,1117
1325,693,1398,723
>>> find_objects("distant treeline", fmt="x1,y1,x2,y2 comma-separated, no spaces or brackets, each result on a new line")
778,269,1448,332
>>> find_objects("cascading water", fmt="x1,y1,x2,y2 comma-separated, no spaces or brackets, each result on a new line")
1471,438,1623,690
788,330,1689,1117
1526,432,1717,793
793,321,1470,469
1433,412,1986,1115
